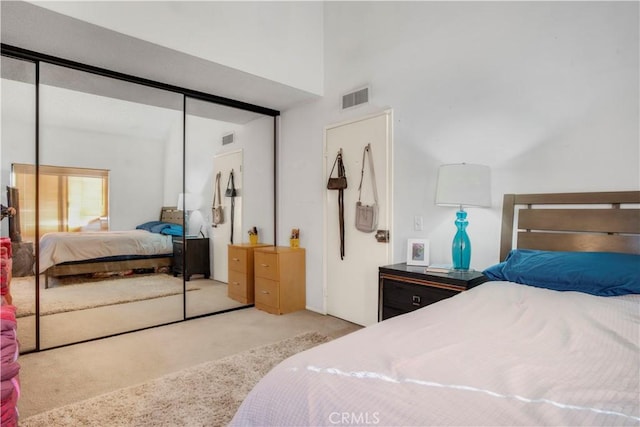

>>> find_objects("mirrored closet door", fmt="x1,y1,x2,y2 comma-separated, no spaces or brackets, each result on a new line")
184,98,275,318
36,63,185,349
1,47,278,351
1,55,37,352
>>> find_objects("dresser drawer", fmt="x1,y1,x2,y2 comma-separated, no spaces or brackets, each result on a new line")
255,277,279,309
254,252,279,281
228,270,249,299
228,247,248,273
383,279,458,313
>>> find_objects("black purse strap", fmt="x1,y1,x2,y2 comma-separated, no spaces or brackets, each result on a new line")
329,151,344,178
227,170,236,243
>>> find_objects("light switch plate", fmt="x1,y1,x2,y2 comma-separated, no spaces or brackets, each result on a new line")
414,215,423,231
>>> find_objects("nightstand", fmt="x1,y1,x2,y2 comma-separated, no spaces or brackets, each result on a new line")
173,237,210,281
379,263,487,321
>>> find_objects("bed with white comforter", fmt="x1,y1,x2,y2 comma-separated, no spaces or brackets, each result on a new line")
39,230,173,273
233,191,639,426
231,281,640,426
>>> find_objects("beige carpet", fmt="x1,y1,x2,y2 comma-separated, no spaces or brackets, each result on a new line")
20,331,329,427
11,274,200,317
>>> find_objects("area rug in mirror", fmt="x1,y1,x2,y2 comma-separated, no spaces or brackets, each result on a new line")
11,274,200,317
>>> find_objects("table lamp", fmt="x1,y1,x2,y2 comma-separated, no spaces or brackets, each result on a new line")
435,163,491,270
177,192,202,234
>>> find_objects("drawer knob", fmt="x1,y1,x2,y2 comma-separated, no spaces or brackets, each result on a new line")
412,295,421,306
261,290,270,294
232,258,240,262
232,282,239,286
260,263,269,267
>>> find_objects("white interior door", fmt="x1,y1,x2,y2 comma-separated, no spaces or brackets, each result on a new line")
324,110,393,326
211,150,243,283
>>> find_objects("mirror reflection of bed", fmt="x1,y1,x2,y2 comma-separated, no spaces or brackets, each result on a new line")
12,203,246,349
1,53,276,351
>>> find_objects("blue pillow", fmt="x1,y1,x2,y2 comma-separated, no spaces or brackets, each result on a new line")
136,221,183,235
483,249,640,296
160,224,183,236
136,221,164,232
150,222,171,234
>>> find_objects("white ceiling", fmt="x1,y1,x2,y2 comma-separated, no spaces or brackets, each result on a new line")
1,1,321,113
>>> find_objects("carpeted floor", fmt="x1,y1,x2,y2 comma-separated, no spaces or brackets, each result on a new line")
19,331,330,427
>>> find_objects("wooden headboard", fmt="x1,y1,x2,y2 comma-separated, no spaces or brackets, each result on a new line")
500,191,640,261
160,206,183,225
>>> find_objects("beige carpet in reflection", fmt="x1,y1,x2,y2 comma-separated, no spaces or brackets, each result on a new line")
11,274,200,317
20,331,330,427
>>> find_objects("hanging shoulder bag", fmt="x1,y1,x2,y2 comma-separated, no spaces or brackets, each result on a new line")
212,172,224,226
355,143,379,233
225,170,238,197
327,150,348,190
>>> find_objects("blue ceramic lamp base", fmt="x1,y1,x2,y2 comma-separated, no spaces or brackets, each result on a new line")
452,209,471,270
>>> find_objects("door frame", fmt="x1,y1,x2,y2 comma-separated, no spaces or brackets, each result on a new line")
322,109,394,316
211,149,243,283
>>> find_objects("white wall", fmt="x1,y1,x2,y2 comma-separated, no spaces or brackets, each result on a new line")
185,114,275,244
1,79,36,238
279,2,640,313
31,1,325,96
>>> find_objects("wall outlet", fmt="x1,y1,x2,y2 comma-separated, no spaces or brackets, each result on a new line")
414,215,423,231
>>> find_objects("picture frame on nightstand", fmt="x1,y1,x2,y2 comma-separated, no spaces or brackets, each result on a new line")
406,238,429,266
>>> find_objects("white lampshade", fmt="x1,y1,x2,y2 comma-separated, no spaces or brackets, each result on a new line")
177,192,201,211
435,163,491,208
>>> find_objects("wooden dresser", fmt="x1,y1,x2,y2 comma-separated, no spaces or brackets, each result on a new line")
254,246,306,315
228,243,271,304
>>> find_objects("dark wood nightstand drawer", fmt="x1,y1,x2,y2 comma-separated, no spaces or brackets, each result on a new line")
383,279,458,319
379,263,488,321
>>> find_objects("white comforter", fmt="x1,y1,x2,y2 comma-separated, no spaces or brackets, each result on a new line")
39,230,174,272
231,282,640,426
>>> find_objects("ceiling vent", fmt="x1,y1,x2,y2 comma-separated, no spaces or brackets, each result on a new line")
222,132,235,145
342,86,369,110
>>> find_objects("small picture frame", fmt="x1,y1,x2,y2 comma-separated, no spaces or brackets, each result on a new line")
407,238,430,266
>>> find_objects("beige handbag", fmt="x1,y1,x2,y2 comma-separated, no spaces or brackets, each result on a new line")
212,172,224,226
355,143,378,233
